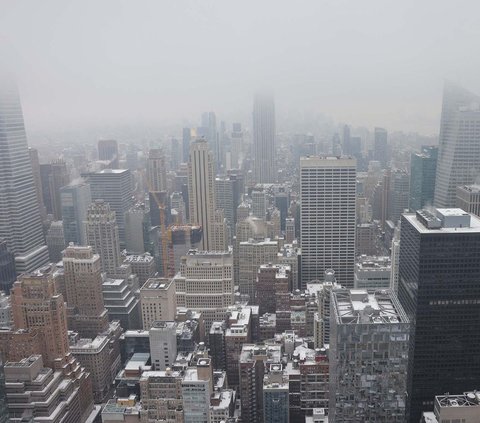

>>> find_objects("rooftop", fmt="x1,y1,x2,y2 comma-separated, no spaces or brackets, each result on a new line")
141,277,173,290
406,208,480,233
332,289,408,325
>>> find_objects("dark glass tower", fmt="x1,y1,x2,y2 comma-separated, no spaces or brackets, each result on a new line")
409,146,438,211
398,208,480,422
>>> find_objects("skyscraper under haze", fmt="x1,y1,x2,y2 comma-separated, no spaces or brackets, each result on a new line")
147,148,167,192
253,92,276,183
188,139,216,251
409,146,438,211
398,208,480,422
373,127,388,168
300,156,356,288
434,83,480,207
98,139,119,168
60,182,92,245
0,79,48,274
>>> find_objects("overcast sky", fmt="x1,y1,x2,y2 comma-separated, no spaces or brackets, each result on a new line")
1,0,479,135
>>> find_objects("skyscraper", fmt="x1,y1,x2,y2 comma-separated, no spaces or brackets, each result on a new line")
182,127,191,163
40,159,70,220
434,83,480,207
85,200,122,275
300,156,356,288
188,139,216,251
83,168,133,245
0,78,48,274
146,148,167,192
398,208,480,422
373,127,388,167
60,182,92,245
409,146,438,211
0,242,15,293
253,92,276,183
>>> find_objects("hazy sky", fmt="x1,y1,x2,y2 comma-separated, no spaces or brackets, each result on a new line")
1,0,479,135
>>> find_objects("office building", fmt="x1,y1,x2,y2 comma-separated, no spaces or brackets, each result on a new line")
251,188,267,219
164,225,202,277
238,238,278,300
46,220,66,263
389,168,410,223
98,139,119,168
146,148,167,192
83,168,133,244
10,265,69,368
182,127,192,163
434,83,480,207
354,255,391,289
174,250,234,335
188,139,216,251
85,200,122,275
399,208,480,422
63,245,109,338
253,92,276,183
329,289,409,422
4,355,82,422
125,203,150,254
182,358,214,423
102,397,141,423
139,278,176,330
102,277,140,330
0,242,15,293
256,264,291,315
215,176,236,230
300,156,356,288
28,147,46,220
124,254,156,286
212,209,229,251
263,364,289,423
409,146,438,211
0,79,48,274
456,184,480,217
60,182,91,245
373,127,388,167
149,321,177,371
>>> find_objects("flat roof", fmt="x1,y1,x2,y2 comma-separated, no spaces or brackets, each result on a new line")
404,212,480,234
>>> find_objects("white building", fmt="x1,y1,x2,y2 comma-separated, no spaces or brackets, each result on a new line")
300,156,356,288
354,255,391,289
149,321,177,371
140,278,176,330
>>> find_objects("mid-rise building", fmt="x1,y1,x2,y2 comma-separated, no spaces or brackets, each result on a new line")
124,254,156,286
329,289,409,422
125,204,150,254
421,391,480,423
300,156,356,288
174,250,234,335
182,358,214,423
102,277,141,330
399,208,480,422
456,184,480,217
256,264,291,315
139,278,176,330
149,321,177,371
354,255,391,289
46,220,66,262
263,364,289,423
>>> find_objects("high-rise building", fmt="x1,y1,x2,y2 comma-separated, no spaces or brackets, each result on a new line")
98,139,119,168
253,92,276,183
399,208,480,422
251,188,267,219
28,147,46,220
146,148,167,192
83,168,133,244
300,156,356,288
434,83,480,207
40,159,70,220
263,364,289,423
215,176,235,230
0,242,15,293
125,203,150,254
256,264,291,315
182,358,214,423
409,146,438,211
45,220,66,263
63,245,109,338
102,277,140,330
60,182,92,245
10,265,69,368
212,209,229,251
230,122,244,169
85,200,122,275
389,168,410,223
188,139,216,251
373,127,388,167
329,288,409,422
456,184,480,217
0,79,48,274
174,250,234,335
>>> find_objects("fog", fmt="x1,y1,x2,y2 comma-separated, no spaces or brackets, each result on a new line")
1,0,479,134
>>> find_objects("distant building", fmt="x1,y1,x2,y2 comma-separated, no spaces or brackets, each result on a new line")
409,146,438,211
98,139,119,168
373,127,388,167
45,220,66,262
456,184,480,217
60,182,91,245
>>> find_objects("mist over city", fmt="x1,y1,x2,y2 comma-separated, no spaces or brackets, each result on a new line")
1,1,480,423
